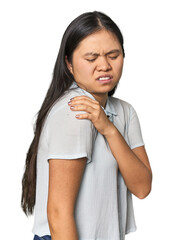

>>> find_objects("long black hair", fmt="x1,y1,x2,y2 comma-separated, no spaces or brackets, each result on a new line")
21,10,125,216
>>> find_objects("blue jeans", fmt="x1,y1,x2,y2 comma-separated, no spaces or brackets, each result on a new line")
33,235,51,240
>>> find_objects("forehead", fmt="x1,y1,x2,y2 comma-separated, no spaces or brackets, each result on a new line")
75,29,121,54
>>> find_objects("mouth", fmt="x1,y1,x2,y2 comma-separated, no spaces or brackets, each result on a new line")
96,74,113,83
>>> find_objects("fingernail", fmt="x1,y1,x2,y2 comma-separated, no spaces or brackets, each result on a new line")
68,101,71,105
70,97,74,100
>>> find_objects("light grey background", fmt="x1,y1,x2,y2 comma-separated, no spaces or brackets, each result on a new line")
0,0,172,239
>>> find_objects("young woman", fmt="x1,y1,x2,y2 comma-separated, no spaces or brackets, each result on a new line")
21,11,152,240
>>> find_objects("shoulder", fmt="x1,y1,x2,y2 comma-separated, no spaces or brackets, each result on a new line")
44,87,94,131
46,87,86,120
108,97,140,130
109,96,133,116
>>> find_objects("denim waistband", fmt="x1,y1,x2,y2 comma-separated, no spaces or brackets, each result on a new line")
33,235,51,240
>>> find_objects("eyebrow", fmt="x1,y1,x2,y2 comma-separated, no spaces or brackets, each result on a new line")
83,49,121,57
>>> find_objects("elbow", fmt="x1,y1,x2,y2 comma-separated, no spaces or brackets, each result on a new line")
47,208,60,232
137,171,153,199
137,187,151,199
47,208,76,237
47,207,59,220
137,180,152,200
47,206,74,229
47,209,65,235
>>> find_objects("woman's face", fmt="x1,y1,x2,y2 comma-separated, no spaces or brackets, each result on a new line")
66,29,124,99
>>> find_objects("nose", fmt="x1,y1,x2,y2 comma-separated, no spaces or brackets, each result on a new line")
96,56,111,71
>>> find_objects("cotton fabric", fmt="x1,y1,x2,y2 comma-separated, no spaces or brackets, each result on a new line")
32,81,145,240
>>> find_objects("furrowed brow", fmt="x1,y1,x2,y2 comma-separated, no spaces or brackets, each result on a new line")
83,52,100,57
83,49,121,57
105,49,121,56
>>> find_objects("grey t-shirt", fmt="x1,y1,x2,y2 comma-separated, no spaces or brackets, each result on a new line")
32,81,145,240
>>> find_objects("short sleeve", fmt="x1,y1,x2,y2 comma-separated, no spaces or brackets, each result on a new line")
127,105,145,149
45,103,96,164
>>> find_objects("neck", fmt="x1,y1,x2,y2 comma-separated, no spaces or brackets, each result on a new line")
91,92,108,108
75,82,108,108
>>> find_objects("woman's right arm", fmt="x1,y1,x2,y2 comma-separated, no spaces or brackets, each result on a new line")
47,157,87,240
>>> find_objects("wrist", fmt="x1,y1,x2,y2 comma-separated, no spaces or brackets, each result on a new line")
103,122,117,138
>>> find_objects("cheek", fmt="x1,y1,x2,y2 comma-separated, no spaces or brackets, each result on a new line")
73,61,94,76
115,58,124,72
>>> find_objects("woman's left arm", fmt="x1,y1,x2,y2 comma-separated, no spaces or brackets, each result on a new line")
68,96,152,199
104,125,152,199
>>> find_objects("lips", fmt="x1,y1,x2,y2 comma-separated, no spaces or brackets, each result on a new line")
96,74,113,81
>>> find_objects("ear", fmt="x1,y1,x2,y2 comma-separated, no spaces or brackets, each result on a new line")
65,56,74,75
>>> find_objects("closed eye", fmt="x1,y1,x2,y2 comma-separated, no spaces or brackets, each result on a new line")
86,58,96,62
109,55,119,59
86,55,119,62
